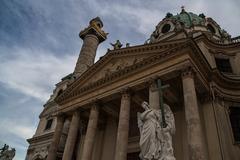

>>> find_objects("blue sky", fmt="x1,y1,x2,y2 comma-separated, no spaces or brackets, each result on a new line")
0,0,239,159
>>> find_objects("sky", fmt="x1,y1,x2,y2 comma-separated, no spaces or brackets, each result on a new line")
0,0,239,159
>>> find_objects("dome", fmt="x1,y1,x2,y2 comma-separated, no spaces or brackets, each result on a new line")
171,10,205,28
147,7,232,44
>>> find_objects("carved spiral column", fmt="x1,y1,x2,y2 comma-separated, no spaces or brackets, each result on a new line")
62,111,80,160
81,104,99,160
182,67,208,160
114,90,131,160
46,115,65,160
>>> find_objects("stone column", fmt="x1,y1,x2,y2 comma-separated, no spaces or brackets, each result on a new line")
46,116,64,160
182,67,207,160
74,34,99,76
74,17,107,77
114,90,131,160
62,111,80,160
149,79,159,110
81,104,99,160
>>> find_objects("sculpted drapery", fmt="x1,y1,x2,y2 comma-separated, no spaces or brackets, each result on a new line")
137,101,175,160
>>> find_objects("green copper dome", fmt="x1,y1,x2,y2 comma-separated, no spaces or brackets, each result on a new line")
169,9,205,28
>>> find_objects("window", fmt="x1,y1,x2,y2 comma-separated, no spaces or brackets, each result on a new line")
161,24,171,33
215,57,232,73
207,24,216,34
57,89,63,97
45,119,53,130
229,107,240,143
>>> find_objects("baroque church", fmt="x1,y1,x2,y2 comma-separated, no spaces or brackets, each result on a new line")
26,8,240,160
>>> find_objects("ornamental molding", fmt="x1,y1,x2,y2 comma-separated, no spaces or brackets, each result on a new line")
56,36,240,106
55,39,187,104
27,132,54,144
195,34,240,50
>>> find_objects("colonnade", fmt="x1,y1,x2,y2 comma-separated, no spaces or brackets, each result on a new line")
47,67,207,160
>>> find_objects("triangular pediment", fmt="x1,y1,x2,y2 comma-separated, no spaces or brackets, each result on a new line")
82,52,156,86
56,39,187,104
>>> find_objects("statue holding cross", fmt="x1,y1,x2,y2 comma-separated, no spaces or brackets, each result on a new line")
137,79,176,160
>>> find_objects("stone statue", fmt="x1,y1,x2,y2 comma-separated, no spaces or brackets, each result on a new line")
0,144,16,160
110,40,123,49
137,101,175,160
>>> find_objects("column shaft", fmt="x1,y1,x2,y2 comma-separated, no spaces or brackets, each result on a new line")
62,112,80,160
182,69,207,160
114,92,131,160
74,34,99,77
47,116,64,160
81,105,99,160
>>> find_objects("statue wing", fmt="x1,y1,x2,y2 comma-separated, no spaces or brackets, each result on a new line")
164,104,176,134
137,112,143,133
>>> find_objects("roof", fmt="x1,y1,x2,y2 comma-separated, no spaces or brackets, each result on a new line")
171,10,205,28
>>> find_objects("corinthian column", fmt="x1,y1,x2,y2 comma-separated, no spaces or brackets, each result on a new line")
81,104,99,160
46,116,64,160
114,90,131,160
182,67,207,160
62,111,80,160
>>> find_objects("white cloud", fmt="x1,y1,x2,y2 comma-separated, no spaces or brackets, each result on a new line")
0,118,35,141
0,46,77,102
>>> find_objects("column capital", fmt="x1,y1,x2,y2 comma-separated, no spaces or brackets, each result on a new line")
120,87,132,99
144,76,158,86
79,17,107,43
181,66,195,78
56,114,66,122
72,110,81,117
89,99,101,109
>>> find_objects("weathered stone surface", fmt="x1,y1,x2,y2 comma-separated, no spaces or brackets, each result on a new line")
182,68,207,160
81,105,99,160
62,112,80,160
46,116,64,160
114,92,131,160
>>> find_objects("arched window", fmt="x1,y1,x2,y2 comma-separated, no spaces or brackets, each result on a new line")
207,24,216,34
215,57,232,73
161,24,171,33
57,89,63,97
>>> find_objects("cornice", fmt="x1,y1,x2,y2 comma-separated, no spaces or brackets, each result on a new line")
27,132,54,144
56,41,190,105
55,39,187,104
188,39,240,89
56,37,240,106
194,34,240,50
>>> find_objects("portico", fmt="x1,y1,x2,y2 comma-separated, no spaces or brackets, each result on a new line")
49,50,209,160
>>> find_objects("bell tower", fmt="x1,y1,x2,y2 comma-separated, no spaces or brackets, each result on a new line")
74,17,107,77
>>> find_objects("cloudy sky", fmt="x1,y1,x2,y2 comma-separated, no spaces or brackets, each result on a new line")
0,0,239,159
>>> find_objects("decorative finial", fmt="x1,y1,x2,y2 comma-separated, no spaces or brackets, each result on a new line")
181,5,186,13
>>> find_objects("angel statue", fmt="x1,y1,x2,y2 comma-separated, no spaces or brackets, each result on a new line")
137,101,175,160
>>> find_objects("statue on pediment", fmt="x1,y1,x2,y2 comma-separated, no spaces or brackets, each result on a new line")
110,40,123,49
0,144,15,160
137,102,175,160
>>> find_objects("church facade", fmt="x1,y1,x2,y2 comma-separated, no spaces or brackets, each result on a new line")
26,9,240,160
